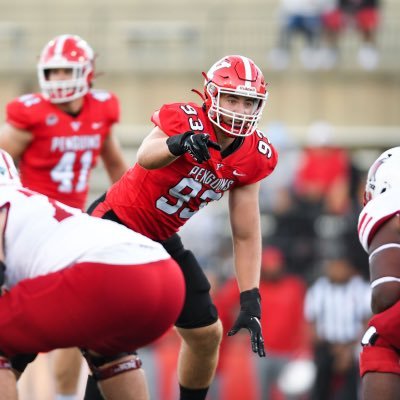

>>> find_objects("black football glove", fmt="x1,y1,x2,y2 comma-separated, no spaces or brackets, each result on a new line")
227,288,266,357
166,131,221,163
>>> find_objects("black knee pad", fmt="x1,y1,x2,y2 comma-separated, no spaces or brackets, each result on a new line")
161,235,218,329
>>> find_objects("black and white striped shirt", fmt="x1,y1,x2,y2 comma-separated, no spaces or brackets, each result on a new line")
304,276,371,343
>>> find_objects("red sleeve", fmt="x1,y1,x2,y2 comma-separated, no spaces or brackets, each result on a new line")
6,97,36,130
244,134,279,185
258,139,278,181
150,103,191,137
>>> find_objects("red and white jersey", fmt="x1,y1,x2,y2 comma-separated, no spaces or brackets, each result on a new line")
105,102,278,240
6,89,119,210
358,189,400,252
0,186,170,289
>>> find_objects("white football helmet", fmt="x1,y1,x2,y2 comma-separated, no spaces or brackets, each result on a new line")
204,55,268,138
0,150,21,186
364,146,400,204
37,34,95,103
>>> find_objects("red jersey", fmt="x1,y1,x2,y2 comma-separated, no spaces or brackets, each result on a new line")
105,102,278,240
6,89,119,209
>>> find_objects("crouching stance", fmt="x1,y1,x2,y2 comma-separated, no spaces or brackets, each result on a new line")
0,150,185,400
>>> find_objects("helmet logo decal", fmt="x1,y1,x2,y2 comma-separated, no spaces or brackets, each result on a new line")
207,60,231,79
363,149,400,205
368,155,390,184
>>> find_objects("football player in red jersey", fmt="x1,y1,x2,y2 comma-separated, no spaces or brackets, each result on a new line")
0,34,129,400
87,55,278,400
358,147,400,400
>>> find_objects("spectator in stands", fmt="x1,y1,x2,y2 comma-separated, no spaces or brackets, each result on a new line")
0,34,128,400
294,121,351,207
305,255,371,400
259,121,300,215
215,245,311,399
268,121,351,281
268,0,329,70
321,0,381,70
313,157,369,282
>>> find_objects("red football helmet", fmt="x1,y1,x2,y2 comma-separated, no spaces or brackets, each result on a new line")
37,34,95,103
204,55,268,137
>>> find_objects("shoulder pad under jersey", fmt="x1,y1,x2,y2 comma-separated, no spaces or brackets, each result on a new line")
358,189,400,252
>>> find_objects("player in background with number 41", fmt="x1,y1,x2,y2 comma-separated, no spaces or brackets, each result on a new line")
88,55,278,400
0,34,129,400
0,34,128,209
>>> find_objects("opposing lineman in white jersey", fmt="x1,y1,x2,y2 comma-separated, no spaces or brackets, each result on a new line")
357,146,400,400
3,185,169,288
0,149,185,400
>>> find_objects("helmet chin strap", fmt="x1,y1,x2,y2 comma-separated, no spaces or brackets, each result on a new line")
191,88,205,102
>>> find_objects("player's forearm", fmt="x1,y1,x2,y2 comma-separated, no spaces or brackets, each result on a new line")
233,236,261,292
136,138,178,170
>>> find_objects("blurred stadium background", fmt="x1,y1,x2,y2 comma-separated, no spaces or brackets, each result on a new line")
1,0,399,399
1,2,399,187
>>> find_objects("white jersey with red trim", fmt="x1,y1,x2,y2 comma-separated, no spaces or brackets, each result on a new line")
1,186,170,289
358,189,400,252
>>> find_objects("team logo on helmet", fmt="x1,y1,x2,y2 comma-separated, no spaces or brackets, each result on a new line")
364,147,400,205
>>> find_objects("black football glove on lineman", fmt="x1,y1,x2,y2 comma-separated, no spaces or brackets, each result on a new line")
166,131,221,163
228,288,266,357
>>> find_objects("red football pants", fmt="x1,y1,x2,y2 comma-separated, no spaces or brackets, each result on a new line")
0,260,184,356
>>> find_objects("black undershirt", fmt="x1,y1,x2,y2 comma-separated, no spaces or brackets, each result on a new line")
221,137,244,158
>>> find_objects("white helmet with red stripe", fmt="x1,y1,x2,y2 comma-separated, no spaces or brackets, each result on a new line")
204,55,268,137
364,146,400,205
0,150,21,186
37,34,95,103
